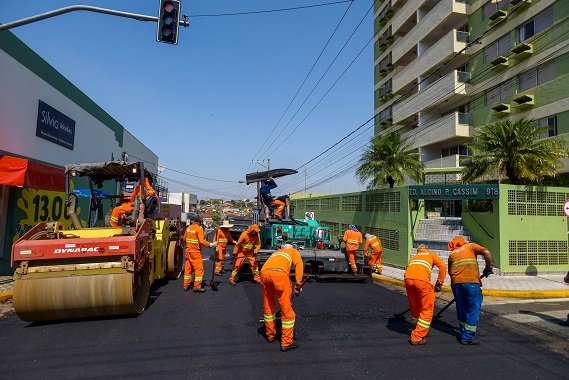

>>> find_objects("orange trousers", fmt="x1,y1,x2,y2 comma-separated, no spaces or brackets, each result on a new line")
214,246,228,274
230,255,260,283
261,271,296,347
369,252,382,273
109,202,133,227
183,250,204,289
346,250,358,273
405,278,435,343
271,199,285,218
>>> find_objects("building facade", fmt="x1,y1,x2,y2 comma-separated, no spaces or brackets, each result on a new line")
374,0,569,182
0,31,158,274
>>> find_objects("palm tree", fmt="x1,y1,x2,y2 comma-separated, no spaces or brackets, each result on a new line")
461,118,569,185
356,132,424,188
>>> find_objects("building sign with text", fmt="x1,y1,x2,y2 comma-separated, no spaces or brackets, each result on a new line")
409,184,499,200
36,100,75,150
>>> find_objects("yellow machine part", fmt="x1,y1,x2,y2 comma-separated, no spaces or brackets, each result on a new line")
13,261,150,322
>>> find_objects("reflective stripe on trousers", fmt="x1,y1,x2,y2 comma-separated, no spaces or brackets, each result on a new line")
451,282,483,342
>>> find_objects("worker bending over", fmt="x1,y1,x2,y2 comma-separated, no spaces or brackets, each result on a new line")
404,244,446,345
448,236,493,345
342,225,362,275
213,220,236,276
183,215,217,292
260,243,304,352
364,233,383,274
230,224,261,286
260,179,287,219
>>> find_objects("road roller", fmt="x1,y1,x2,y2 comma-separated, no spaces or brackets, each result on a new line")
11,161,184,322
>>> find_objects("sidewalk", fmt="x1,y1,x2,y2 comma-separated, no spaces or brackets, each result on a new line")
0,275,13,303
372,266,569,299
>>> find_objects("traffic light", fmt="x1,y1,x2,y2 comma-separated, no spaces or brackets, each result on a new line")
157,0,180,44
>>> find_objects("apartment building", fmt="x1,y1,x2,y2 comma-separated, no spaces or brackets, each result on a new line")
374,0,569,183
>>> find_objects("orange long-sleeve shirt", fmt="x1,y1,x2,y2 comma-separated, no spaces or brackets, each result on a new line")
261,247,304,285
184,223,211,253
343,229,362,251
448,242,487,285
213,228,235,249
364,235,383,254
233,230,261,256
404,248,446,286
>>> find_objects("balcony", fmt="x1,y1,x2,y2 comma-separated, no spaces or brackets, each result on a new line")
393,29,468,94
423,154,466,169
391,0,428,36
392,0,467,64
393,70,468,123
401,112,472,150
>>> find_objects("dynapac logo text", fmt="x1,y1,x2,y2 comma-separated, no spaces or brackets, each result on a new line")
54,247,100,254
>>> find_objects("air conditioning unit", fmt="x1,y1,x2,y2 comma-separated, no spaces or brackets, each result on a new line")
513,93,535,107
511,0,532,7
489,9,507,24
512,42,533,57
490,55,508,67
491,103,511,113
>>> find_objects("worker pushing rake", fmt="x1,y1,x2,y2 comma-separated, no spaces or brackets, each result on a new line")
385,237,494,346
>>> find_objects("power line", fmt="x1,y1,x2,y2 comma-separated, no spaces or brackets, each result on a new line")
190,0,354,18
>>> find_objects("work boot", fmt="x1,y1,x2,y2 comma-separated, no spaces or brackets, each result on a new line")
266,337,276,343
280,342,299,352
183,286,189,291
459,339,480,345
559,319,569,327
214,272,223,276
229,279,236,286
408,338,427,345
192,287,206,293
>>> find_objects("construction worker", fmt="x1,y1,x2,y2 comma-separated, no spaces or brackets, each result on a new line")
183,215,217,292
109,177,158,227
260,179,287,219
364,233,383,274
342,225,362,275
213,220,236,276
260,243,304,352
230,224,261,286
447,236,494,345
404,244,446,345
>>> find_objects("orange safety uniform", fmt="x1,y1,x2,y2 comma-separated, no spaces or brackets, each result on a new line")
448,237,486,285
271,198,286,218
213,227,236,275
260,246,304,348
403,247,446,344
230,224,261,283
364,235,383,274
183,222,212,290
343,228,362,273
109,178,158,227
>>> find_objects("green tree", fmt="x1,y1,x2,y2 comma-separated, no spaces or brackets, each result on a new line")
211,211,221,224
461,119,569,185
356,132,424,188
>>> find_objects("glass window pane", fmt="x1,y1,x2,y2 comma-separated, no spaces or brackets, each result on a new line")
537,61,555,85
498,33,513,55
535,7,553,34
486,86,500,105
500,80,513,100
519,69,537,92
484,42,498,62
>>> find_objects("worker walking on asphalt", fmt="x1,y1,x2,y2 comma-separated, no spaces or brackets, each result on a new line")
404,244,446,345
230,224,261,286
447,236,494,345
183,215,217,292
260,243,304,352
342,225,362,274
213,220,236,276
364,233,383,274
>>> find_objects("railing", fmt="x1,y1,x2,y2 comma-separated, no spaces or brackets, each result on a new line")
457,71,470,83
456,30,469,42
458,112,471,125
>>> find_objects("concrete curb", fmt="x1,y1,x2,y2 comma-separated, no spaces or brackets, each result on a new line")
371,274,569,299
0,291,13,303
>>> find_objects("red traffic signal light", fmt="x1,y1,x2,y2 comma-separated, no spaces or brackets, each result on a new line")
157,0,180,44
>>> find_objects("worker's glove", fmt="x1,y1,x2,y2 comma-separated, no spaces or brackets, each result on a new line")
210,241,218,248
482,266,494,278
434,283,442,293
294,284,302,297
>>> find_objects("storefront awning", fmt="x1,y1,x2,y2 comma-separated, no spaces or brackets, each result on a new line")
0,155,65,192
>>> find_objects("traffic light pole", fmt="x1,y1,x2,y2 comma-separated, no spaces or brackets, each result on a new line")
0,5,189,32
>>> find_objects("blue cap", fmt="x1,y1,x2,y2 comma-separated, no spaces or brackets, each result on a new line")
349,224,357,231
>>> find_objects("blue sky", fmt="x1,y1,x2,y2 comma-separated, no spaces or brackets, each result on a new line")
2,0,374,200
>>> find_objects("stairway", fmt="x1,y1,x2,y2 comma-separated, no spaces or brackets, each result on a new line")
412,217,492,273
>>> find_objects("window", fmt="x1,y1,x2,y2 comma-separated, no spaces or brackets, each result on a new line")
483,0,509,19
518,7,553,43
485,80,513,105
377,1,392,22
533,116,557,138
379,54,392,71
379,106,392,122
442,145,470,157
378,79,392,97
484,33,513,63
518,61,555,92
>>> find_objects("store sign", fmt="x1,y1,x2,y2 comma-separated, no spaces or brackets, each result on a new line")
409,184,499,200
36,100,75,150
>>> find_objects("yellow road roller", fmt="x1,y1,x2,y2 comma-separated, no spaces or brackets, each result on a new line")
11,161,184,322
